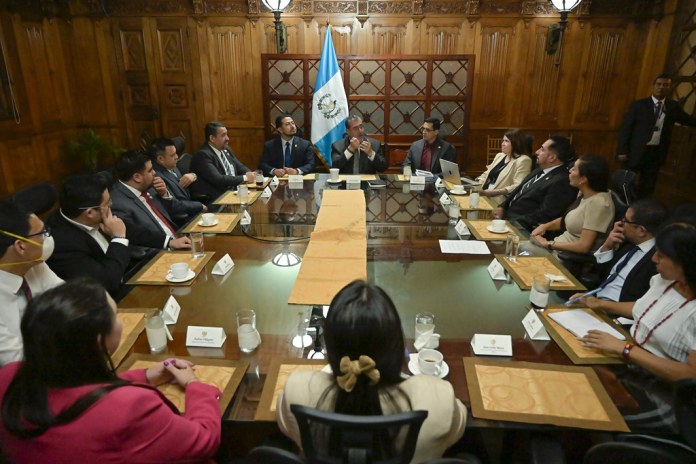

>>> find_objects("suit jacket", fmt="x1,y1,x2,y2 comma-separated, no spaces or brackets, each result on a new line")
598,243,657,302
331,136,387,174
153,162,204,223
501,164,578,231
402,138,456,175
617,97,696,168
476,152,533,206
190,143,250,200
258,135,316,176
0,363,221,463
109,181,176,253
46,211,130,298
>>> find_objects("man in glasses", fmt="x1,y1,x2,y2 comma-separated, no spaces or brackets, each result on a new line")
571,198,668,315
331,115,386,174
45,174,131,299
402,117,456,175
0,200,63,366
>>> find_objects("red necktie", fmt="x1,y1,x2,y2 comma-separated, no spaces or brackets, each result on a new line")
421,144,433,171
141,193,177,235
20,278,32,302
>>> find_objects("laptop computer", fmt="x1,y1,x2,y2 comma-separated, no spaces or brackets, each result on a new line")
440,159,462,185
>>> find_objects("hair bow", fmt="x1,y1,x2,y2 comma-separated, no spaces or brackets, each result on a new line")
336,355,381,392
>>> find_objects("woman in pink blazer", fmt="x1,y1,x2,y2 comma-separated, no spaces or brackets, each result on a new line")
0,279,222,463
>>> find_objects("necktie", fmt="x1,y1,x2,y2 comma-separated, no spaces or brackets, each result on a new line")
517,171,541,197
353,144,361,174
220,151,235,176
141,193,177,235
421,144,432,171
284,142,291,168
170,169,178,179
655,101,663,120
20,278,32,302
596,246,640,292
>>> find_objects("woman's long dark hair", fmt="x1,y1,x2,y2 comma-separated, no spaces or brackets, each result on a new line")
504,128,528,159
320,280,407,416
655,221,696,292
2,279,119,438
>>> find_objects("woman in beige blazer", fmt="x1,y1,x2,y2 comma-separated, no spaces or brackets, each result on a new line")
477,129,532,205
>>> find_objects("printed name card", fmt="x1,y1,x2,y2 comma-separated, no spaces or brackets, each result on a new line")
288,175,304,189
522,309,551,341
162,295,181,325
212,253,234,275
471,333,513,356
439,192,452,206
346,175,361,190
454,220,470,236
240,210,252,225
270,176,280,187
487,259,507,281
186,326,227,348
260,187,273,198
435,178,444,188
410,176,426,185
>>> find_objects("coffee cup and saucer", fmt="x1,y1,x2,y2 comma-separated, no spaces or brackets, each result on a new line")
166,262,195,283
486,219,509,234
408,349,449,378
449,185,466,195
198,213,218,227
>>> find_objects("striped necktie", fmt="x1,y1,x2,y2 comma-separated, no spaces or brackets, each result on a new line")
220,151,235,176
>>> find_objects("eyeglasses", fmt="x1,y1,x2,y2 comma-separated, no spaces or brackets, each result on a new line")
421,127,435,133
79,200,113,210
26,226,51,239
621,217,641,227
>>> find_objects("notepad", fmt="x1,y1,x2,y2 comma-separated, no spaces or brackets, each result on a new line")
548,309,625,340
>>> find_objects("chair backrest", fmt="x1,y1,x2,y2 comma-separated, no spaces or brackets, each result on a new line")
610,190,628,224
611,169,638,206
11,183,57,216
675,378,696,449
486,135,503,166
246,445,306,463
171,135,186,156
290,404,428,464
177,153,193,174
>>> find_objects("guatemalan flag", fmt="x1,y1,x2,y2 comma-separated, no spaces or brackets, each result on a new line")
311,26,348,168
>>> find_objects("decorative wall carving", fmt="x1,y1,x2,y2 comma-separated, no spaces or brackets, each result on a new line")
372,25,407,54
369,2,413,14
120,30,147,72
158,30,185,71
425,25,461,54
166,86,188,107
208,25,251,120
129,85,150,106
575,30,623,123
522,24,560,123
313,2,357,14
476,25,514,122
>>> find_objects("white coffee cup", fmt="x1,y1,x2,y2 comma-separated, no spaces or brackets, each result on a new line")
169,262,189,280
201,213,216,225
491,219,506,232
417,349,443,376
330,168,339,181
469,191,480,208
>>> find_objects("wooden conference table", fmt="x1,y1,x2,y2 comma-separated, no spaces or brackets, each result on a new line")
120,175,677,452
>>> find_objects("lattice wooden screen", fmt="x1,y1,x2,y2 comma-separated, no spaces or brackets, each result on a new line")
261,54,474,169
671,1,696,115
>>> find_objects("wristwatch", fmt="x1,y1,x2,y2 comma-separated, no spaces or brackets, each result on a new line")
546,240,555,251
111,235,126,240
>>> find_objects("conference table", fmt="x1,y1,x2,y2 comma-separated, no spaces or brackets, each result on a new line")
119,175,678,459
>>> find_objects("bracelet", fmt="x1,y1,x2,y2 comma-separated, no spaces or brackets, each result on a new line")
621,342,635,361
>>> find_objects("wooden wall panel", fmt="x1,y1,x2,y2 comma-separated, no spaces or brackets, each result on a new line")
371,23,408,54
521,22,560,125
472,23,516,124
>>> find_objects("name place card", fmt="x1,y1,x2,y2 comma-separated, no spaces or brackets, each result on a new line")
471,333,513,356
162,295,181,325
487,258,507,281
410,176,426,185
212,253,234,275
186,326,227,348
454,219,470,236
240,210,252,225
439,192,451,206
522,309,551,341
435,178,444,188
270,175,280,186
260,186,273,198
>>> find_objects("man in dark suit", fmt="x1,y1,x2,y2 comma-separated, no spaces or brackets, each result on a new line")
331,115,387,174
402,117,456,175
496,136,578,231
150,138,206,226
110,151,191,256
46,174,131,298
259,114,315,176
190,121,255,201
617,73,696,198
572,198,668,314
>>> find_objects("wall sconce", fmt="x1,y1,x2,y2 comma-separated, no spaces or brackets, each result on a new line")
262,0,291,53
548,0,582,66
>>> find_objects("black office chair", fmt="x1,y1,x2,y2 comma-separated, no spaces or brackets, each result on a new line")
177,152,193,174
11,182,57,216
291,404,428,464
245,445,306,463
611,169,637,206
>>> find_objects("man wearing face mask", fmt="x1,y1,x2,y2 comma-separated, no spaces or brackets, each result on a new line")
0,201,63,366
46,174,131,299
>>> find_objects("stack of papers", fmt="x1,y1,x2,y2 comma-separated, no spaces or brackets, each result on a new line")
548,309,625,340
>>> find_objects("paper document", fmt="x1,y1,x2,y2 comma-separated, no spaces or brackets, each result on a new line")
439,240,490,254
415,169,434,177
549,309,625,340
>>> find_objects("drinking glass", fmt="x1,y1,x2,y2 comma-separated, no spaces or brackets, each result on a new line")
190,232,204,258
145,310,167,353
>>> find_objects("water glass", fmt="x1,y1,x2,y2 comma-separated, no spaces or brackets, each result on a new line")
238,184,249,204
145,310,167,353
190,232,205,258
254,169,264,187
237,309,261,353
506,233,520,261
403,165,412,180
415,312,435,341
448,203,460,224
469,191,480,208
530,275,551,310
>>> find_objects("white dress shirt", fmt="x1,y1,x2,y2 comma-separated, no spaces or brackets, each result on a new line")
0,263,63,366
594,238,655,302
60,210,129,253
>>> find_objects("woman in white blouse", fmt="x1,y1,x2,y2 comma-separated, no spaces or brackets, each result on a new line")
476,129,532,205
581,221,696,381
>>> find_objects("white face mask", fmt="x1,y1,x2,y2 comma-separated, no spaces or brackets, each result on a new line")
0,229,54,266
40,235,54,261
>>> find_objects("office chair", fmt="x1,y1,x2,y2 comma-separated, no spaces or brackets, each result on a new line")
291,404,428,464
245,445,306,463
11,182,57,216
177,152,193,174
611,169,637,206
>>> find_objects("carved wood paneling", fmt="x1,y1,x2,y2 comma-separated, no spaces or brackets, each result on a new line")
475,25,514,123
522,23,560,124
208,24,252,120
574,29,624,124
371,24,407,54
120,30,147,72
425,25,460,54
318,23,353,55
157,29,185,72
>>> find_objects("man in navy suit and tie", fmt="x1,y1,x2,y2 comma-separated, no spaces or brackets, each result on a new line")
617,73,696,197
496,136,578,231
190,121,255,201
258,114,315,176
150,138,206,225
402,117,457,175
331,115,387,174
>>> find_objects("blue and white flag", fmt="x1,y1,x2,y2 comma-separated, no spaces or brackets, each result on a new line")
311,26,348,168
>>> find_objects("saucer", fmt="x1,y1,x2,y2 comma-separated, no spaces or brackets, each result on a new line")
449,189,467,196
407,355,449,378
486,225,510,234
166,269,195,283
326,178,342,184
197,219,219,227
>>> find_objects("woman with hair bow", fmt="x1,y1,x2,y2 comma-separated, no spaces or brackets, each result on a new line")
277,280,466,463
